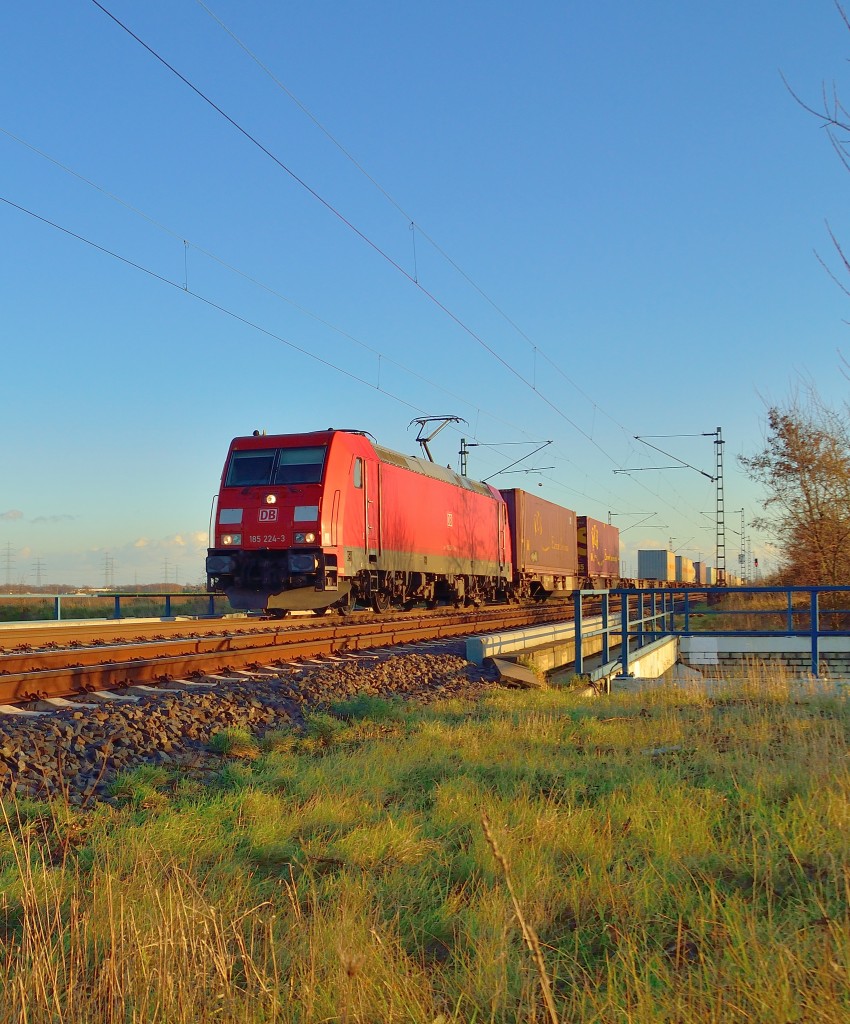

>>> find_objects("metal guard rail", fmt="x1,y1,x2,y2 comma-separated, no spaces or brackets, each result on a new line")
0,592,223,621
573,586,850,680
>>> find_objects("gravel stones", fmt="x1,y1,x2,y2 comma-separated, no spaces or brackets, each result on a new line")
0,646,499,805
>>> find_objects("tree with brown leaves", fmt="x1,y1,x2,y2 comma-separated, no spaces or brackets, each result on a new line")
741,391,850,584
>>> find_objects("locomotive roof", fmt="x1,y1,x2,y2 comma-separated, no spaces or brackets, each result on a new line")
372,443,494,496
231,429,496,497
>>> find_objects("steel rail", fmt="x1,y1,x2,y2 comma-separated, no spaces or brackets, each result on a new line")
0,615,316,650
0,605,571,704
0,599,581,650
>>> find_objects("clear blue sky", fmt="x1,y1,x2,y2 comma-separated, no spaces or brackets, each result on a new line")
2,0,849,587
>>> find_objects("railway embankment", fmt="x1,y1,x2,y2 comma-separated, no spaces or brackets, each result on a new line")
0,649,495,804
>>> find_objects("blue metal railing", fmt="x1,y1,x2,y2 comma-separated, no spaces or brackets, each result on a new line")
0,592,224,622
576,585,850,679
6,587,850,677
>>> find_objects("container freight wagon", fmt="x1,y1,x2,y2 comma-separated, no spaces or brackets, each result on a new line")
500,488,579,597
675,555,695,584
694,561,716,586
638,549,676,583
577,516,620,585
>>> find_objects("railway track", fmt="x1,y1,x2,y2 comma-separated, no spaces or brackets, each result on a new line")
0,642,496,805
0,604,572,706
0,613,309,651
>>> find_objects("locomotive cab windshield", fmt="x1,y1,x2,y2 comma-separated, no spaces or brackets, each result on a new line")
225,446,327,487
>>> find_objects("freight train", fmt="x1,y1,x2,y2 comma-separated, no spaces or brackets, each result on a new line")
205,428,634,614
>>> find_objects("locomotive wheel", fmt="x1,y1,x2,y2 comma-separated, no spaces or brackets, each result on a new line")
371,591,390,613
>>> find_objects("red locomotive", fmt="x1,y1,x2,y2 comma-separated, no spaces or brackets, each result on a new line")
206,428,510,613
205,427,622,613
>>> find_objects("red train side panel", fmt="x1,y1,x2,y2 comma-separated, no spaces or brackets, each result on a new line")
373,445,508,579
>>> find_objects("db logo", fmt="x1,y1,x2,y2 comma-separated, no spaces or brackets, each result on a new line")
258,508,278,522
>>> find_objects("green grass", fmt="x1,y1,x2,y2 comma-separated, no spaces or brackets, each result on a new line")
0,674,847,1022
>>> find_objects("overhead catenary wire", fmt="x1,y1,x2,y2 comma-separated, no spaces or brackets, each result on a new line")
9,174,712,536
0,124,610,493
0,195,422,413
0,121,645,512
8,187,709,526
0,128,530,448
3,191,622,505
88,0,631,468
86,1,722,529
193,0,641,445
159,5,730,530
3,10,728,540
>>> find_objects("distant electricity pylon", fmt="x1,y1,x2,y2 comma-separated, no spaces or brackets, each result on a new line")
32,557,45,588
103,552,116,589
2,543,15,588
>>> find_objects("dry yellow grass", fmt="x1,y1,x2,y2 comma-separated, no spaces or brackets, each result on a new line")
0,673,846,1022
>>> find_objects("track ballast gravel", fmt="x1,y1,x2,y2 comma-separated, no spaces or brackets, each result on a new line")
0,647,501,805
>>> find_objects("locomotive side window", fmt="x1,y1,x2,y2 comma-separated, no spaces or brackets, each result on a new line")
273,446,327,485
353,457,363,488
225,450,276,486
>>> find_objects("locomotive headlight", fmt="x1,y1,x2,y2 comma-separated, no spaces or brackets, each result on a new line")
221,533,242,546
294,532,316,544
265,494,276,504
289,553,318,572
206,554,235,574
